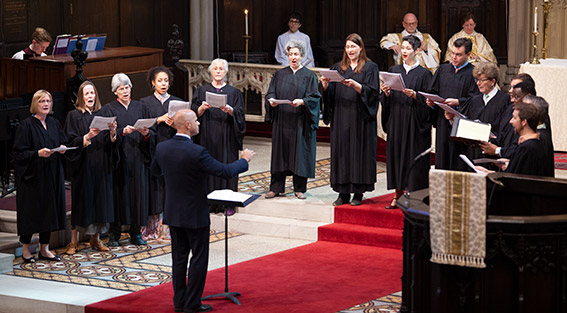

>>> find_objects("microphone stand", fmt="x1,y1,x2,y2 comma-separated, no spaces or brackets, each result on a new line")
400,147,432,205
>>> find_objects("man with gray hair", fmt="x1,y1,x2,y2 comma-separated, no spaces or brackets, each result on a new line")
275,11,315,67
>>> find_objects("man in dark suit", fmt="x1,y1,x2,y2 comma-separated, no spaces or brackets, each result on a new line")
151,109,254,313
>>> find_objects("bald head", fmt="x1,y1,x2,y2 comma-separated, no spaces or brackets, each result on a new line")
403,13,418,34
173,109,199,136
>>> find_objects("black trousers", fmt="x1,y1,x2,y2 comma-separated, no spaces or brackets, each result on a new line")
170,225,210,310
270,171,307,193
20,232,50,245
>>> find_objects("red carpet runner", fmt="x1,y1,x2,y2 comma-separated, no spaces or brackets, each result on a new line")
86,193,403,313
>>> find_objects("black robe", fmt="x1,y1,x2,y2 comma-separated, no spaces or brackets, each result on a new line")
98,100,152,226
381,64,432,192
140,94,183,215
492,104,518,159
265,67,321,179
64,109,116,228
12,115,67,236
323,61,380,194
460,90,510,163
191,84,247,192
506,138,554,177
429,63,479,171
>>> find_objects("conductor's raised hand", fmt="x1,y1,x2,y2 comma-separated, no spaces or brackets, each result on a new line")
241,148,255,162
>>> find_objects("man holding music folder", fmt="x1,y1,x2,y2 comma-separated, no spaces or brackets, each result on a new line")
151,109,254,313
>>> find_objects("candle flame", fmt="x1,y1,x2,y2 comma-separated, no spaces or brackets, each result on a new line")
244,9,248,14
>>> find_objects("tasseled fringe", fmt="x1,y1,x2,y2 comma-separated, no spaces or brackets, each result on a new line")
431,252,486,268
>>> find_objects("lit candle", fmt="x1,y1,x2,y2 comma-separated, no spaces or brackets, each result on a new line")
244,9,249,35
534,7,538,33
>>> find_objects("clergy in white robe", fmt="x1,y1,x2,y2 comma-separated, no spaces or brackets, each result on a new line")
274,12,315,67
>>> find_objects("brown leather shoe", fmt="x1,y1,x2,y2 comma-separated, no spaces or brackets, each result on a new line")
265,191,279,199
65,242,78,255
90,237,110,252
294,192,306,199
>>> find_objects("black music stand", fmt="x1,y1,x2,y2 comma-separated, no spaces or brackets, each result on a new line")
202,191,260,305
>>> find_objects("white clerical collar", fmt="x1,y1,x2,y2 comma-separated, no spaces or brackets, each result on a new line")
176,133,191,140
403,60,420,74
483,86,498,105
402,29,423,40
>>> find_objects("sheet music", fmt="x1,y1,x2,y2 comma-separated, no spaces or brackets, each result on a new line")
455,119,491,142
207,189,255,203
319,69,346,82
88,116,116,130
56,38,69,48
133,118,157,129
50,146,78,152
459,154,484,174
205,92,227,108
434,101,467,119
379,71,406,91
86,39,98,51
418,92,446,103
168,100,191,117
269,99,293,105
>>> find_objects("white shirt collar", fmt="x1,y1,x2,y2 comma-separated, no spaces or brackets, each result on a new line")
483,87,498,105
403,60,420,74
176,133,191,140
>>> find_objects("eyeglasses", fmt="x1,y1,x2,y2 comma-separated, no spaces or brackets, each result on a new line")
289,19,301,24
39,99,52,104
476,78,492,83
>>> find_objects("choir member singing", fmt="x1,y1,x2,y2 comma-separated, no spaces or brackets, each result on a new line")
99,73,153,246
13,90,67,263
64,81,117,254
191,59,246,214
381,35,432,209
265,40,321,200
321,33,380,206
141,66,183,238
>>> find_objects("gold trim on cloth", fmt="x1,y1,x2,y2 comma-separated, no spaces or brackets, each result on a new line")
429,169,487,268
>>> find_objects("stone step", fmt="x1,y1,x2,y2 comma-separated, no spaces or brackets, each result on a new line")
0,252,15,273
0,210,17,233
211,213,329,241
237,196,334,223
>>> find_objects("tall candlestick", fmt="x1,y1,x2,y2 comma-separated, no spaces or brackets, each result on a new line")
244,9,249,36
534,7,538,33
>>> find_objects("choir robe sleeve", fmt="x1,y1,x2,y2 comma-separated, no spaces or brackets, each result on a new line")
358,61,380,120
228,87,247,149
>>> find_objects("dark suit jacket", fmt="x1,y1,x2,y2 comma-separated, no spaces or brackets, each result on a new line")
151,134,248,229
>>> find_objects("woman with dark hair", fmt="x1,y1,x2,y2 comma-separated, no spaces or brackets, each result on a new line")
64,81,117,254
13,89,67,262
321,33,380,206
381,35,432,209
140,66,183,239
191,59,246,215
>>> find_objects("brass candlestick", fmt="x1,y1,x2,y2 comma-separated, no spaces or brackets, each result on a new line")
542,1,552,59
531,31,540,64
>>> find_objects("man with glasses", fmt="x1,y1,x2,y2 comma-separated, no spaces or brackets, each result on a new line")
380,12,441,73
274,12,315,67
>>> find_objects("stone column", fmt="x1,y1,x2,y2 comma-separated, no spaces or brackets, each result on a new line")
190,0,214,60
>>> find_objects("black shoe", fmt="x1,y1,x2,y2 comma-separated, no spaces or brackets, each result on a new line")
107,233,120,247
175,307,183,312
184,304,213,313
22,255,36,263
332,193,350,206
351,193,363,206
130,233,147,245
38,252,61,262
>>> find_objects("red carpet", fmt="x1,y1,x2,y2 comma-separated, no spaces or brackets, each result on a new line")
86,193,403,313
555,152,567,170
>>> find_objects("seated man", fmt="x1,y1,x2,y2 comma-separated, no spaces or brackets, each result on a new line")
12,27,52,59
477,96,554,177
380,12,441,73
444,13,497,64
274,12,315,67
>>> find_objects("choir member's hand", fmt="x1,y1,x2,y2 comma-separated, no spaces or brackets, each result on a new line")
474,165,493,174
241,148,255,162
479,141,498,156
157,112,169,124
268,98,278,107
444,111,455,123
198,102,212,116
391,45,401,54
123,125,136,135
444,98,459,107
220,104,234,116
109,121,117,133
291,99,304,107
496,158,509,171
403,88,416,99
86,128,101,140
38,147,54,158
56,145,67,154
381,84,391,97
342,79,362,93
320,76,331,91
426,98,435,108
420,41,428,53
137,127,149,136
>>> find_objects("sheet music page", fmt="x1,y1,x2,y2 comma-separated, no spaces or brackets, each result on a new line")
459,154,484,174
319,69,346,82
379,71,406,91
205,92,227,108
269,99,293,105
50,146,78,152
133,118,157,129
88,116,116,130
435,102,467,119
418,92,446,103
208,189,254,203
168,100,191,117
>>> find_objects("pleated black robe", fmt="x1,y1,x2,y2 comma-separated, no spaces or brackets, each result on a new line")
140,94,183,215
265,67,321,179
506,138,554,177
381,64,432,191
98,100,152,226
323,61,380,194
64,109,116,228
429,63,479,171
12,115,67,236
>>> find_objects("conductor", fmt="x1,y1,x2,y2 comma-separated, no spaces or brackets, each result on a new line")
151,109,254,313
